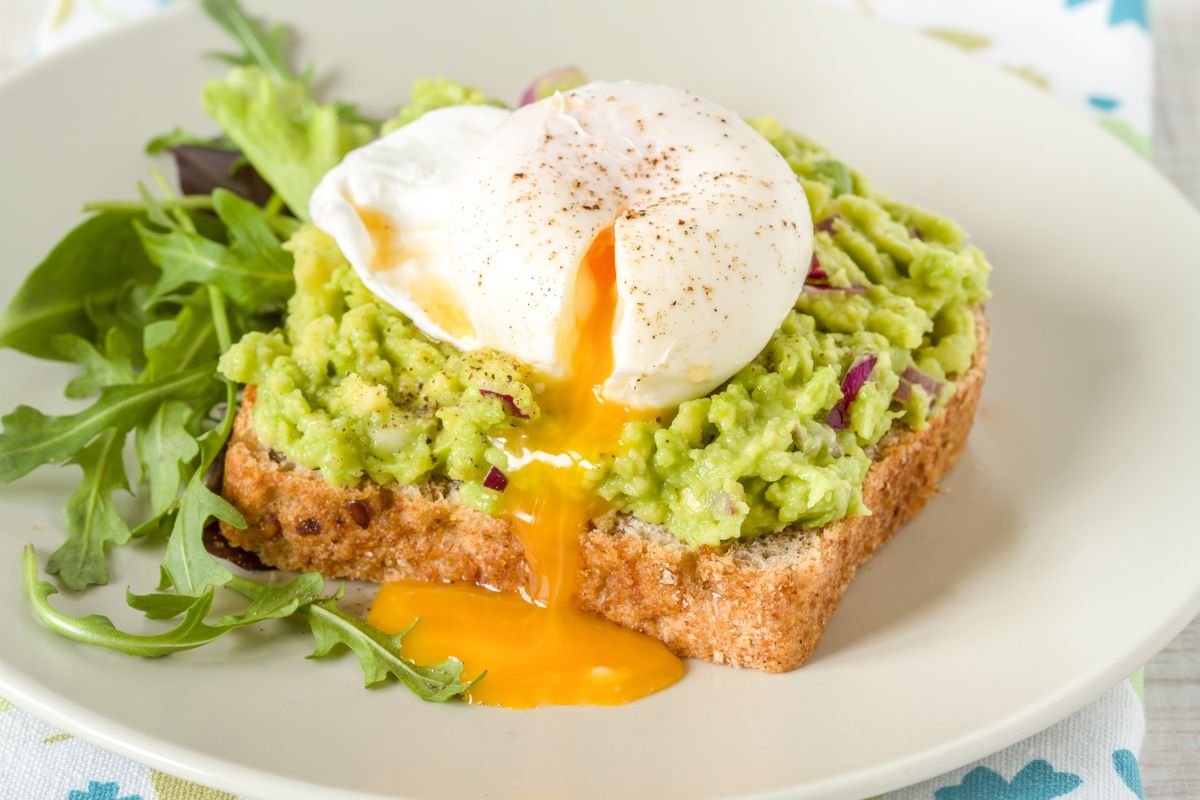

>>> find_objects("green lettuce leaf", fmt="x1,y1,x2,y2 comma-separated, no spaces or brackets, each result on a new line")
201,66,372,218
45,430,132,591
29,577,224,658
217,573,325,626
125,588,201,620
0,213,156,361
143,309,219,385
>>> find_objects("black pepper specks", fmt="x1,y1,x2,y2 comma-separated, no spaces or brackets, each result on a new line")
436,80,810,405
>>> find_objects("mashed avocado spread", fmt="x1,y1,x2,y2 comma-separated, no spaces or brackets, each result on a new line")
219,101,991,546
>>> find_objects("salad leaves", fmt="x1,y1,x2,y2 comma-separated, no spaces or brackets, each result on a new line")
56,330,137,400
202,66,372,218
0,365,217,485
25,546,474,702
200,0,304,86
0,213,157,361
48,430,131,590
159,386,240,598
25,546,325,658
1,0,475,702
138,188,296,310
135,400,200,518
303,588,477,698
168,145,274,206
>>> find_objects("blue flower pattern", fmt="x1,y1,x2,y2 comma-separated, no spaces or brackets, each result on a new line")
934,760,1082,800
1112,749,1145,798
1065,0,1149,30
1088,95,1120,111
67,782,142,800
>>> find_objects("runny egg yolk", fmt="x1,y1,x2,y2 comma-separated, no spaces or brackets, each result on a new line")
367,227,686,708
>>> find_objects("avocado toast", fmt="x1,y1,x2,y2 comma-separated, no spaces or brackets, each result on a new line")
216,108,992,678
222,313,986,671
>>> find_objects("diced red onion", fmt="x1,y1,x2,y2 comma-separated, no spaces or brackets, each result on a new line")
804,283,868,295
480,389,530,419
808,253,827,282
520,66,589,106
893,366,943,405
827,353,877,430
815,214,841,234
902,366,943,396
483,466,509,492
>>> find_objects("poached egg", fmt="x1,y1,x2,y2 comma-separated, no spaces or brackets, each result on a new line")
312,80,814,707
310,80,812,409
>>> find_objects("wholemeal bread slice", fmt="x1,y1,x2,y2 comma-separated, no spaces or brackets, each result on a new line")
220,314,988,672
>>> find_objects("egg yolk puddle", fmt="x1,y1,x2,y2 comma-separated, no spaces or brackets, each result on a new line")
357,205,476,340
368,226,686,707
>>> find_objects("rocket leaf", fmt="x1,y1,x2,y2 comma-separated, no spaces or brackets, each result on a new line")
54,329,137,400
135,400,201,518
0,364,217,484
138,189,294,312
27,547,326,656
302,587,476,700
200,0,303,86
159,383,242,597
44,430,132,591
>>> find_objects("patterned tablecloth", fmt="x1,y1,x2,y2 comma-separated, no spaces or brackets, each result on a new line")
1,1,1154,798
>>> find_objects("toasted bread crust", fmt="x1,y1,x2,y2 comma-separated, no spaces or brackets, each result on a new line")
221,316,988,672
577,317,988,670
222,390,529,592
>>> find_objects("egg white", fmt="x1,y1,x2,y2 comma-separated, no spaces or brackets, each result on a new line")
310,81,813,409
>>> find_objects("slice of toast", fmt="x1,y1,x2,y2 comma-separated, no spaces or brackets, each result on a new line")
220,314,988,672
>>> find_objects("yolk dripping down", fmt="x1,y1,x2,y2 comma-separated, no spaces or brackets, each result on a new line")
368,226,686,708
359,206,476,340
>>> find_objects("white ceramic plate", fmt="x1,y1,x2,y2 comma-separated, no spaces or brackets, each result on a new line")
1,2,1198,798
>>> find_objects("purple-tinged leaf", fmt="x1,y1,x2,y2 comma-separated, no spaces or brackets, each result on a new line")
170,145,274,206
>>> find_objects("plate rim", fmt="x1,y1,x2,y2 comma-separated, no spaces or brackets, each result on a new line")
1,3,1198,799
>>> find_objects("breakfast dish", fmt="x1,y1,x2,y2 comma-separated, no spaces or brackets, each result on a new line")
6,1,1200,798
0,0,988,710
216,73,990,704
218,81,992,702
